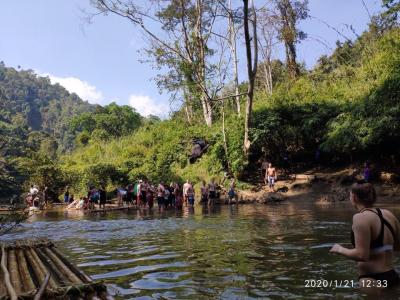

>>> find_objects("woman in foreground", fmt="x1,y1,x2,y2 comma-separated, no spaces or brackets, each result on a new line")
330,182,400,289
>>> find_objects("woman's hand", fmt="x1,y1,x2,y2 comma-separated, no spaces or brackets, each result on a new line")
329,243,343,255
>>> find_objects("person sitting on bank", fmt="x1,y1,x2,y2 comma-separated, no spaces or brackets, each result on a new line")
67,196,80,209
330,182,400,288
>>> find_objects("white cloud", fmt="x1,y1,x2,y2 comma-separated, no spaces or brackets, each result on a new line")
37,72,104,104
128,94,169,118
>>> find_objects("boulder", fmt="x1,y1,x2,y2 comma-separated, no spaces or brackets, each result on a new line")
260,193,285,204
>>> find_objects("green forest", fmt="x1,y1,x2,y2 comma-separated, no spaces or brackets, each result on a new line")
1,0,399,200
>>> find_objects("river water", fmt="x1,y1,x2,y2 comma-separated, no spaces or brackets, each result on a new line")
2,200,400,299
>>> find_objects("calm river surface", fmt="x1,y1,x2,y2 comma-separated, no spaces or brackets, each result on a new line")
2,200,400,299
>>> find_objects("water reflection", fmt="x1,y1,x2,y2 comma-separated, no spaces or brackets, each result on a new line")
2,202,400,299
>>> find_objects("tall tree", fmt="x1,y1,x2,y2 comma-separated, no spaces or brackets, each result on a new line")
227,0,241,115
243,0,258,156
91,0,224,126
275,0,308,80
258,7,279,94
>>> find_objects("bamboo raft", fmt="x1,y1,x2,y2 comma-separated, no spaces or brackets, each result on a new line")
0,239,113,300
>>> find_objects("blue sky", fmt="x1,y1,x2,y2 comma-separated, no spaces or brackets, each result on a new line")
0,0,384,117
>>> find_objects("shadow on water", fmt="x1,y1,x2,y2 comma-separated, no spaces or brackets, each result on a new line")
2,201,400,299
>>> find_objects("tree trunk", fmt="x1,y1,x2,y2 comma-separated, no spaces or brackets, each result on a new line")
228,0,241,116
243,0,258,156
183,88,192,124
201,95,213,126
278,0,300,80
285,41,299,80
196,0,213,126
263,63,269,94
221,100,231,172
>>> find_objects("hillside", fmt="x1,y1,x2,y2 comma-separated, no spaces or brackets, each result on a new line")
0,63,94,196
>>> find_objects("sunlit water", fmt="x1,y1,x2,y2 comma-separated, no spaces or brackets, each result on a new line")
2,200,400,299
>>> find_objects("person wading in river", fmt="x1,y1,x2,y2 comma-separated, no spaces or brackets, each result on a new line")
330,182,400,289
200,180,208,205
157,181,165,212
187,183,195,207
174,183,183,210
208,178,217,206
183,180,191,207
99,185,106,210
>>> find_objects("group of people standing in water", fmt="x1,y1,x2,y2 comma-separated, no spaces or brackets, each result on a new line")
65,177,236,211
116,178,234,210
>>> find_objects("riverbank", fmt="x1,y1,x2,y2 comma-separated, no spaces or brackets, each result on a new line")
235,167,400,205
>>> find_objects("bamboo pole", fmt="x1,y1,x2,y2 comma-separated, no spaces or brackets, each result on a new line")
51,247,92,283
16,249,36,292
35,248,66,285
26,248,57,289
1,246,17,300
43,247,82,284
24,248,45,284
33,273,50,300
8,249,22,294
0,275,6,298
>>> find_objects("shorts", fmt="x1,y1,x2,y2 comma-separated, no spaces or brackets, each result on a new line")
228,189,235,199
157,196,164,206
99,198,106,205
201,194,208,203
209,191,216,199
188,196,195,205
267,176,275,187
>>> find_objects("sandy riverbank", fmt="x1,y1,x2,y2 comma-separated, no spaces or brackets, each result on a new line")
235,168,400,205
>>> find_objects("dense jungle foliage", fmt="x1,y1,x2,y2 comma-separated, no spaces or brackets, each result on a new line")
0,64,143,197
59,24,400,196
0,64,93,196
1,15,399,199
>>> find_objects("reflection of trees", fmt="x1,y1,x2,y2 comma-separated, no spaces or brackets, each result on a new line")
19,201,361,297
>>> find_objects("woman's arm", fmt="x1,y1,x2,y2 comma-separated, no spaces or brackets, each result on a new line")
330,214,371,262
